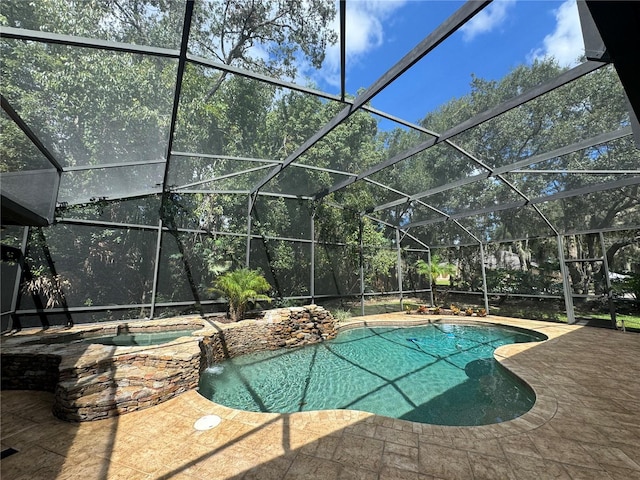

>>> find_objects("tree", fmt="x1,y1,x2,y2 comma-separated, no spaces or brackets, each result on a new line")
190,0,337,101
351,218,397,293
381,58,637,297
382,60,636,241
211,268,271,321
416,255,456,285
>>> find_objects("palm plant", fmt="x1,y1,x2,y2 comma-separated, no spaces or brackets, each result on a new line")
416,255,456,285
211,268,272,321
21,267,71,309
415,255,457,305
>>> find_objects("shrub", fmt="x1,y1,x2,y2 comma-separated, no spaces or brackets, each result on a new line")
332,309,352,323
211,268,271,321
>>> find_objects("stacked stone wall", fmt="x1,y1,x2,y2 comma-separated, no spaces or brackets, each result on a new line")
53,349,201,421
200,305,337,369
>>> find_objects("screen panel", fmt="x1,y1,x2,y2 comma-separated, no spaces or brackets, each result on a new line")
1,0,186,48
156,230,230,304
2,41,176,168
18,223,157,310
57,196,162,226
1,169,58,223
59,164,164,205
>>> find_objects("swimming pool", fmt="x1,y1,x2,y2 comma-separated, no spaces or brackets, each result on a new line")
198,323,547,426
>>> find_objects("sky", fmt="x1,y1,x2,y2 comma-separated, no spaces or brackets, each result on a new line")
305,0,586,129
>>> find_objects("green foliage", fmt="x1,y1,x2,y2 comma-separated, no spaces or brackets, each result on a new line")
211,268,272,321
332,309,352,323
485,269,563,296
415,255,456,285
381,60,638,246
611,274,640,302
348,218,397,292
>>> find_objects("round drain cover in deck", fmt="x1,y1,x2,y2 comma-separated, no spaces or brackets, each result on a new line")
194,415,222,431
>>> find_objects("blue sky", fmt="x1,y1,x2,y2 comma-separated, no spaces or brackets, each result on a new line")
305,0,585,129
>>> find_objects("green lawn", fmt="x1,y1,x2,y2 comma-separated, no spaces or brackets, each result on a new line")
560,313,640,330
486,304,640,330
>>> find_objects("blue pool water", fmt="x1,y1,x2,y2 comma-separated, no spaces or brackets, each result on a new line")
198,323,547,425
28,328,199,346
81,329,198,346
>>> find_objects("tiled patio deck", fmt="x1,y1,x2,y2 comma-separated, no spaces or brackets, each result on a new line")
2,315,639,479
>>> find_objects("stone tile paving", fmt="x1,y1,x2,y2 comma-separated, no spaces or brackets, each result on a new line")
1,315,639,479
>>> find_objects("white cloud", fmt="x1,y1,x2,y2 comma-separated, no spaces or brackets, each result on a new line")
460,0,516,42
247,43,270,64
529,0,584,67
308,0,406,88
